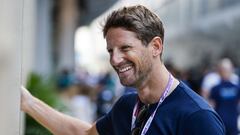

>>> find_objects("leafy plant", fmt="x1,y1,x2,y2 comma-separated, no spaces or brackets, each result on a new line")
24,73,66,135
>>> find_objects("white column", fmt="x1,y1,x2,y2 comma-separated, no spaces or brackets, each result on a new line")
22,0,37,83
34,0,53,76
21,0,37,134
57,0,78,71
0,0,22,134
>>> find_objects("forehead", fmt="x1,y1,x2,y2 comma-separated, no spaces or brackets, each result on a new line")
106,27,140,48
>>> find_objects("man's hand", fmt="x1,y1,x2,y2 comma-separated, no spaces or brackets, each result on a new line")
20,86,33,112
20,86,99,135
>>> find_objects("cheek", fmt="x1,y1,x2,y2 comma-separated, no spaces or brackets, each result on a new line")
138,52,152,68
141,49,152,60
126,49,151,65
125,51,137,62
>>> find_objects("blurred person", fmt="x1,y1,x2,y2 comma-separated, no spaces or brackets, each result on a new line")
20,5,225,135
57,84,79,116
57,69,75,91
57,69,77,115
201,71,221,98
70,84,96,123
201,58,239,99
96,72,115,118
209,58,240,135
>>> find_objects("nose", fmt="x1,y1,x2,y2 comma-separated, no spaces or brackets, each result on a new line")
110,50,123,67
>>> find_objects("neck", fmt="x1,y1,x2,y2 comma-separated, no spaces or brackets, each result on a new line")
137,63,179,104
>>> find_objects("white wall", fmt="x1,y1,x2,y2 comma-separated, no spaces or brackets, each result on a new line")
21,0,38,134
0,0,23,134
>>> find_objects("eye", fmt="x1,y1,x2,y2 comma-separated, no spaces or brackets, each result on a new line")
121,45,131,52
107,48,113,55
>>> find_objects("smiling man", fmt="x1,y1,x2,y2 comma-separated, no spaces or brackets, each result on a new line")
21,5,225,135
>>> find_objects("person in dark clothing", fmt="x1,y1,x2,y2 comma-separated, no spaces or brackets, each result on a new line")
210,58,240,135
20,5,225,135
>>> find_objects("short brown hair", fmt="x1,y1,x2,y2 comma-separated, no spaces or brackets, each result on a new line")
103,5,164,46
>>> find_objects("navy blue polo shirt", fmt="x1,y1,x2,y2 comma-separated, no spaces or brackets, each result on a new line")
96,82,225,135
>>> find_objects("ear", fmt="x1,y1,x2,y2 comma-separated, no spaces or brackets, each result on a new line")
149,37,163,57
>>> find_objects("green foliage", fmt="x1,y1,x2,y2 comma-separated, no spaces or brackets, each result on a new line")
24,73,66,135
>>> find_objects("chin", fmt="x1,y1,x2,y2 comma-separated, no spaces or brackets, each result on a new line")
120,79,136,87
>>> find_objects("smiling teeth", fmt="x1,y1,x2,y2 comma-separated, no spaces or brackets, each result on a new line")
119,66,132,73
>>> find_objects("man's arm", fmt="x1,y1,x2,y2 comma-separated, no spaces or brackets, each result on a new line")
183,110,225,135
21,86,99,135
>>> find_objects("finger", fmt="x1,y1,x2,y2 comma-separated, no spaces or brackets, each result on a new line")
21,85,26,91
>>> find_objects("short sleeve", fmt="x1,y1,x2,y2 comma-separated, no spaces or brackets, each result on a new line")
183,110,225,135
96,112,113,135
201,73,220,91
96,93,137,135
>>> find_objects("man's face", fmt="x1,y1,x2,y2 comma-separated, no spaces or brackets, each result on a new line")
106,27,153,87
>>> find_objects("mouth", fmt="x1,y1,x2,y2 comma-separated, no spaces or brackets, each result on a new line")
115,64,134,77
119,66,132,73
